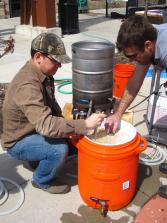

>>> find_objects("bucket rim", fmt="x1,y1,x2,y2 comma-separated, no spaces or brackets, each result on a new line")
85,120,137,146
114,63,136,69
73,134,144,158
72,40,115,49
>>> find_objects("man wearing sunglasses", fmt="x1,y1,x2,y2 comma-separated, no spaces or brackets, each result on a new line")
1,33,106,194
105,15,167,133
105,15,167,198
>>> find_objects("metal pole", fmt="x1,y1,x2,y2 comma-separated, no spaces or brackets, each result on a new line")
136,0,138,8
149,70,161,134
144,0,148,16
106,0,108,18
125,1,128,18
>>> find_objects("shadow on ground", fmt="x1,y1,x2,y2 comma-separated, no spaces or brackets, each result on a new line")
60,204,134,223
137,163,152,190
58,154,78,187
60,205,112,223
79,15,111,32
0,152,27,215
22,153,78,187
0,152,28,190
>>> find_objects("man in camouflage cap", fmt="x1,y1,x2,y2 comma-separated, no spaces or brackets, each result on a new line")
1,32,106,194
31,32,71,64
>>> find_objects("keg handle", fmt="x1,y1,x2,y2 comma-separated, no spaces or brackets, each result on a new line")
86,100,93,118
90,196,109,217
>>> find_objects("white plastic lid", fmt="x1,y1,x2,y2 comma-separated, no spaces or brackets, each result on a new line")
86,119,137,146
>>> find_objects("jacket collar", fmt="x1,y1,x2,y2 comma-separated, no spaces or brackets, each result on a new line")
29,59,47,83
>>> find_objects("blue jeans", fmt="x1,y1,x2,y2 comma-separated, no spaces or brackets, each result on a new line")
7,134,69,188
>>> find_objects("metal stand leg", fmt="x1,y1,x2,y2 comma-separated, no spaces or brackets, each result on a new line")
146,69,167,145
106,0,108,18
149,67,156,95
148,69,161,135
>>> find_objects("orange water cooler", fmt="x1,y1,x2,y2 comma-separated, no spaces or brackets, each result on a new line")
72,120,147,215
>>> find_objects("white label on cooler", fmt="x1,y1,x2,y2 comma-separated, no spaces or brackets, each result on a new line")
122,181,130,190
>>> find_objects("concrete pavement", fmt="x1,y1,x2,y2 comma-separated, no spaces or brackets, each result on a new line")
0,10,167,223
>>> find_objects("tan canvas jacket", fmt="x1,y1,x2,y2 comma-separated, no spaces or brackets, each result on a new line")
1,60,86,149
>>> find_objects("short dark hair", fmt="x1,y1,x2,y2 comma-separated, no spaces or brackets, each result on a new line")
116,15,157,52
31,48,38,58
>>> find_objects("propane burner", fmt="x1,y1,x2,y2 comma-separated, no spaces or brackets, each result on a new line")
72,98,115,120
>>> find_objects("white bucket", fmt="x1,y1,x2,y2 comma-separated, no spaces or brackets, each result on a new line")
147,94,167,128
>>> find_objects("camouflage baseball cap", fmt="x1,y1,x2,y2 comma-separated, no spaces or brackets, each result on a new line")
31,33,71,64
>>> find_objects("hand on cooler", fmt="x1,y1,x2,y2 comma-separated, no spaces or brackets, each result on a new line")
85,112,106,129
105,113,121,134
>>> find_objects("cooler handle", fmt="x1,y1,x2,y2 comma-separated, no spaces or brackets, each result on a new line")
92,172,120,182
135,136,148,154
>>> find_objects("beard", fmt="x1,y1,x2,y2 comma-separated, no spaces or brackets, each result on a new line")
138,55,153,65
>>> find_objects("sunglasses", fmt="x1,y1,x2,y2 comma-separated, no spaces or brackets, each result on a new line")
124,52,138,59
45,54,61,67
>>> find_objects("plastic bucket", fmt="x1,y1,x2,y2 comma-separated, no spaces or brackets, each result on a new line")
72,120,147,211
113,64,135,98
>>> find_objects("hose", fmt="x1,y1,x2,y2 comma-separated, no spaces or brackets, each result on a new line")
0,177,25,216
54,32,112,95
53,32,113,95
139,142,166,166
129,81,166,110
54,78,72,94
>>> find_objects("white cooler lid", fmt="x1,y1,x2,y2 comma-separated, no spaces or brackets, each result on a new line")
86,119,137,146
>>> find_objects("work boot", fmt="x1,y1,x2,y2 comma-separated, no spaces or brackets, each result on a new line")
28,161,39,170
159,163,167,174
158,185,167,199
23,161,39,171
31,180,70,194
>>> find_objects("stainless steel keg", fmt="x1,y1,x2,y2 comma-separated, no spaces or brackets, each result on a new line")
72,41,115,113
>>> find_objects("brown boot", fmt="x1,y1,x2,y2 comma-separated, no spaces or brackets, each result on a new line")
31,180,70,194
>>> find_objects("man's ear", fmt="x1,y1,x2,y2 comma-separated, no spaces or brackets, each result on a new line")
34,52,43,64
144,40,153,51
34,51,42,59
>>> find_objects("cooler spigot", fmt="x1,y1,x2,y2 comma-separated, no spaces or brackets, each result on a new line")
90,196,109,217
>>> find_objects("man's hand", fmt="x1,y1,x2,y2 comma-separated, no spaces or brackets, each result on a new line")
85,112,106,129
105,113,121,134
